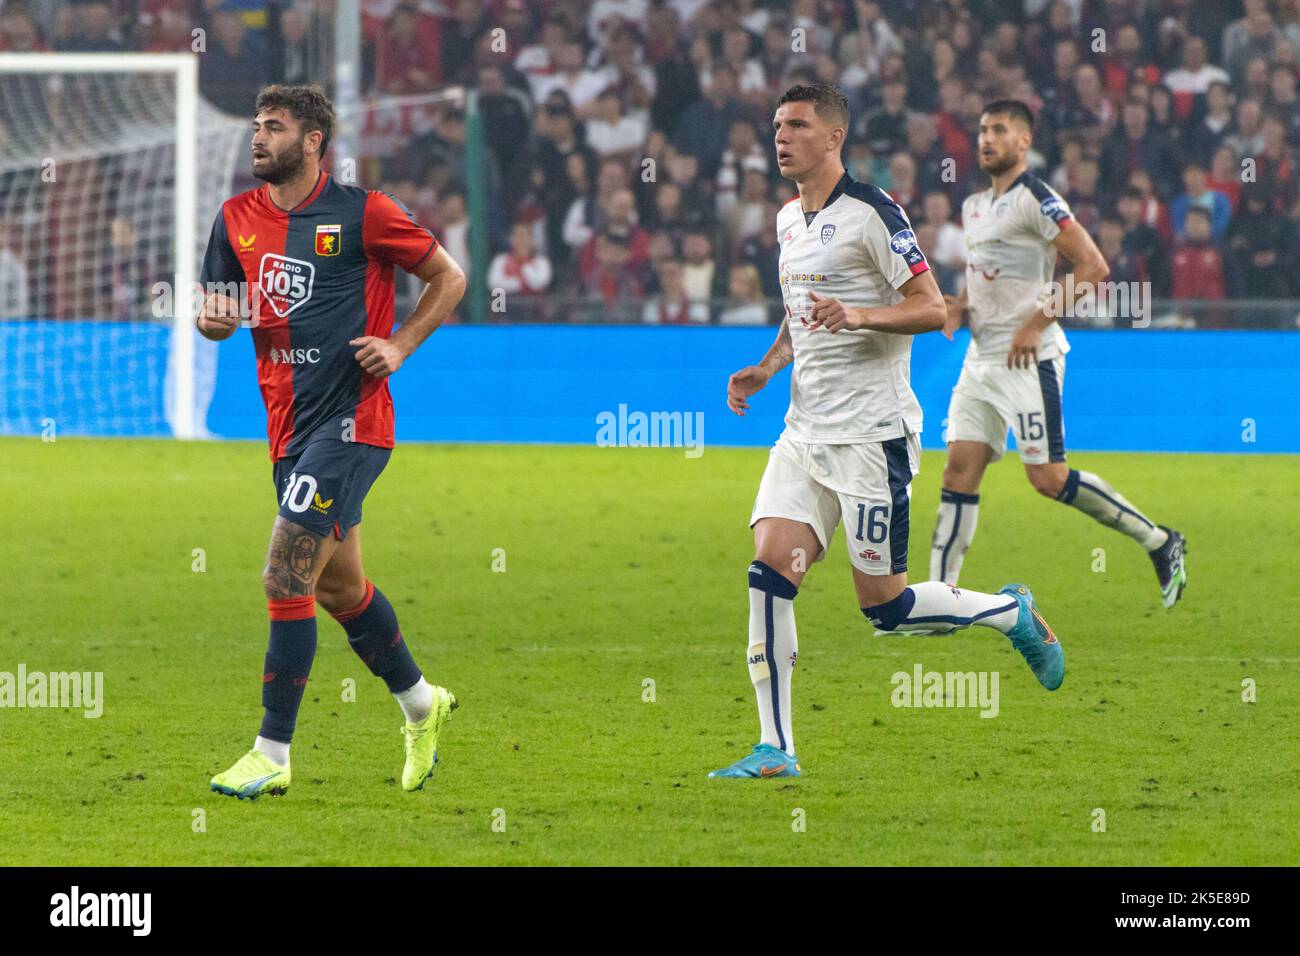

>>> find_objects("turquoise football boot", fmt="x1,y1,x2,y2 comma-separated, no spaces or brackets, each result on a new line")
708,743,801,779
998,583,1065,691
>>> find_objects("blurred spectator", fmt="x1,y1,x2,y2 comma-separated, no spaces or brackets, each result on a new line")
1225,97,1267,158
1163,35,1230,115
672,65,753,179
0,220,29,319
54,0,123,52
474,63,532,215
1223,2,1279,84
642,258,708,324
103,217,157,321
583,228,643,319
562,156,624,262
681,229,721,304
531,40,614,117
440,0,491,86
488,221,553,296
716,118,768,207
1226,185,1293,298
1258,114,1298,209
886,152,919,212
857,78,910,158
1172,207,1226,303
1064,157,1103,236
1102,98,1179,198
1128,169,1175,245
921,191,965,287
585,87,648,158
718,263,768,325
1118,186,1170,296
435,189,470,277
1270,64,1300,148
905,114,949,199
515,15,568,81
0,6,46,52
199,11,274,116
1207,145,1243,212
577,187,650,284
738,198,785,313
1186,80,1236,164
275,4,314,85
375,3,442,95
1172,163,1231,241
1097,217,1143,287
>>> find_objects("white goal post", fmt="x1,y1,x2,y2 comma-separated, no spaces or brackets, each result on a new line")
0,52,244,439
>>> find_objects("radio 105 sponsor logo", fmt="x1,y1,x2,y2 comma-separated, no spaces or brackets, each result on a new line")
258,254,316,317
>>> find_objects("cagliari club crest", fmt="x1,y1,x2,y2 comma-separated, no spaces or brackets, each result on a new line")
821,223,836,244
315,224,341,256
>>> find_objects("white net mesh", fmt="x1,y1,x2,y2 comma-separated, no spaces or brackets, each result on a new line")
0,60,246,437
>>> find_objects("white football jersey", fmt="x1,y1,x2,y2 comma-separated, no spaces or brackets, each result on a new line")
776,171,931,444
961,171,1073,364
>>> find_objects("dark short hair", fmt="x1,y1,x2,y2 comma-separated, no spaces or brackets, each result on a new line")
777,83,850,129
255,84,336,157
982,98,1034,130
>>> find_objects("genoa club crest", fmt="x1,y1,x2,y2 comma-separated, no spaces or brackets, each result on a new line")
315,224,341,256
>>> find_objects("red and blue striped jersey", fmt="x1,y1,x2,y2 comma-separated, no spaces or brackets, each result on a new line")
200,171,439,460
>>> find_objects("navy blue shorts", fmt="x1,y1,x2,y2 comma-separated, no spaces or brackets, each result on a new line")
271,439,391,539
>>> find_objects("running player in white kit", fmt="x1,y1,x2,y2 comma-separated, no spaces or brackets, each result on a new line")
930,100,1187,608
710,86,1066,781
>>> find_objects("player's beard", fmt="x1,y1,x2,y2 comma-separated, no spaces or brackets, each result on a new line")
253,138,307,185
980,151,1018,176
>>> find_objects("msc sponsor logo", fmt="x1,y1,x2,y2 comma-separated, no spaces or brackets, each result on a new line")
267,347,321,365
889,229,917,255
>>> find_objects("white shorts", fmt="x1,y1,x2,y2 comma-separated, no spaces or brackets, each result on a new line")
944,357,1066,464
749,432,920,575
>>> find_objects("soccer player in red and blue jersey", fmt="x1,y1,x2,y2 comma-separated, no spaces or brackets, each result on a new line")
198,85,467,799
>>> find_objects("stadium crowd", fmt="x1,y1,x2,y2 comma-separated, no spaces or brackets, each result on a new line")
2,0,1300,324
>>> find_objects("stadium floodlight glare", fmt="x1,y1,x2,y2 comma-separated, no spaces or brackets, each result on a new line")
0,52,244,439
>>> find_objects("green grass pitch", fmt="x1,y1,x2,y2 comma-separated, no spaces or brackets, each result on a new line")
1,436,1296,866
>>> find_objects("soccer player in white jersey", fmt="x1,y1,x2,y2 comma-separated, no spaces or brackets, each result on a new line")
930,100,1187,607
710,85,1067,780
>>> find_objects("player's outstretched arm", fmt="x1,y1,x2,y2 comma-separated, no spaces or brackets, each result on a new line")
727,319,792,416
351,245,467,378
808,270,945,335
1008,224,1110,368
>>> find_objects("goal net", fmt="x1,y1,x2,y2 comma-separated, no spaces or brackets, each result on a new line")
0,53,246,440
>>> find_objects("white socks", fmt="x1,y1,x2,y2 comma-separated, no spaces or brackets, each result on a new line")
395,676,434,723
1057,469,1167,551
930,489,980,585
254,735,290,767
254,680,433,765
747,561,798,756
865,581,1020,634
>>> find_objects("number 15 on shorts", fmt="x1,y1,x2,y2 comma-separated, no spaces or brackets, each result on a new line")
855,503,888,543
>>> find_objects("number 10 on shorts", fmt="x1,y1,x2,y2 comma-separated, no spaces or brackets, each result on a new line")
280,472,318,514
855,503,888,543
